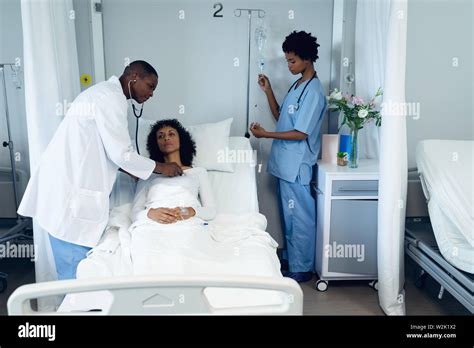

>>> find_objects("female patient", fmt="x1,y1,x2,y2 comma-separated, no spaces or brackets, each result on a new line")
131,119,216,226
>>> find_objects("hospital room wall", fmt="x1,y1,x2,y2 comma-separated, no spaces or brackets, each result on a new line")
405,0,473,169
96,0,335,245
0,0,30,197
73,0,96,92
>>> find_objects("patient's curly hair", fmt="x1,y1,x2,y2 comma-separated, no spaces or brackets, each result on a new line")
146,119,196,166
282,31,320,62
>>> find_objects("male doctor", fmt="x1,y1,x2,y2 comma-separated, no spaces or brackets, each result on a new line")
18,60,182,280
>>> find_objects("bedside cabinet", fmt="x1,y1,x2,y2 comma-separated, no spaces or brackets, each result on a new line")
314,159,379,291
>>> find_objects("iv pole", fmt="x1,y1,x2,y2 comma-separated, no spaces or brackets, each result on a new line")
0,63,32,292
0,63,31,292
234,8,265,138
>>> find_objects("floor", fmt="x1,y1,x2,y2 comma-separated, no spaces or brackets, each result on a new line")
0,225,470,316
299,255,470,315
0,221,36,315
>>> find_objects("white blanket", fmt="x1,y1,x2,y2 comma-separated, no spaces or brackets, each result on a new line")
416,140,474,273
417,140,473,246
77,204,281,280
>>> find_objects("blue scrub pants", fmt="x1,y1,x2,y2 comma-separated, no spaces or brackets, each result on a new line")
48,234,91,280
277,178,316,273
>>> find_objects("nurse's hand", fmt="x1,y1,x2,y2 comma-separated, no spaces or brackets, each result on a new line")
155,162,183,177
147,208,178,224
250,122,267,138
258,74,272,93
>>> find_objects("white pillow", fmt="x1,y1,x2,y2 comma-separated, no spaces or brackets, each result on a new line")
207,137,259,214
187,118,234,172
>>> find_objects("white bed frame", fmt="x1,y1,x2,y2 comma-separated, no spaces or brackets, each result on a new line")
7,274,303,315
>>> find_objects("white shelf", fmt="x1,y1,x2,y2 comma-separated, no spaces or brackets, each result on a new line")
317,159,380,176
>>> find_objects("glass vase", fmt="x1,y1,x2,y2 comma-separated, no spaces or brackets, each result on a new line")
349,127,359,168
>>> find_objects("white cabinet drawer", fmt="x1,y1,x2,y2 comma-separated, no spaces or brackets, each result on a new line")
331,180,378,196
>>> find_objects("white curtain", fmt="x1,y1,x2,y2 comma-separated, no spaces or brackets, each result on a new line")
354,0,390,159
377,0,408,315
21,0,80,310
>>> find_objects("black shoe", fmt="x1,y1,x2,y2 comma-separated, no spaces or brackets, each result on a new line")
283,271,313,283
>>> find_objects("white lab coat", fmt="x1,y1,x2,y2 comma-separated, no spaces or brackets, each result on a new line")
18,76,155,247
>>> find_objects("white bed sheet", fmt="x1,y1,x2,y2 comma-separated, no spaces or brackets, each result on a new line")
416,140,473,273
58,207,285,312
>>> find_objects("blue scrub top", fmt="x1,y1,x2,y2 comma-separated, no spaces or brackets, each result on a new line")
267,77,327,185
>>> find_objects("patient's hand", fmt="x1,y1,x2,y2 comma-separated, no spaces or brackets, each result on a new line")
171,207,196,220
147,208,180,224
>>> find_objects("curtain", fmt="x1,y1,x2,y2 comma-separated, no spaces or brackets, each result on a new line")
354,0,390,159
21,0,80,310
377,0,408,315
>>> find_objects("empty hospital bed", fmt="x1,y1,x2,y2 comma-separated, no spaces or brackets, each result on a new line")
405,140,473,313
7,137,303,315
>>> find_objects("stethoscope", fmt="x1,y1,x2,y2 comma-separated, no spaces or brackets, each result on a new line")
286,71,317,111
128,79,144,154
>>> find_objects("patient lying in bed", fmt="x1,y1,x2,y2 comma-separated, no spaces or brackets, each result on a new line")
77,119,280,279
128,119,221,273
132,118,216,227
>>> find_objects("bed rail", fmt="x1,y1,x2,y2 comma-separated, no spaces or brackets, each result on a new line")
7,275,303,315
418,172,430,203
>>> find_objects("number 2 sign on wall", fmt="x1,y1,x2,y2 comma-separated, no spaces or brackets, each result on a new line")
213,3,223,17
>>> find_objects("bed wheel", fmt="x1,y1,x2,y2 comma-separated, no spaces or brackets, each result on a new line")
369,280,378,291
316,280,328,292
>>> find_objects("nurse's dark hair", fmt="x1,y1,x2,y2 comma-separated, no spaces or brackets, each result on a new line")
282,31,320,62
146,119,196,166
123,60,158,78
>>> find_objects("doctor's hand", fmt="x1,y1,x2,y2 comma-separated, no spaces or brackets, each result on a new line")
250,122,267,138
154,162,183,177
147,208,179,224
258,74,272,93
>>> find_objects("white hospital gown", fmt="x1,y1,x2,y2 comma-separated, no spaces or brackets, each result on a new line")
130,166,216,224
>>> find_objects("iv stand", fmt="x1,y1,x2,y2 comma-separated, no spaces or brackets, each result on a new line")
0,63,32,292
0,64,32,242
234,8,265,138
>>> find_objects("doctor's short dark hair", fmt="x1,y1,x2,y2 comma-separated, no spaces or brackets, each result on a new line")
123,60,158,78
282,31,320,62
146,119,196,166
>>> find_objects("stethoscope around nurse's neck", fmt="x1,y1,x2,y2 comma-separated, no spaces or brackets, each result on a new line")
287,72,317,111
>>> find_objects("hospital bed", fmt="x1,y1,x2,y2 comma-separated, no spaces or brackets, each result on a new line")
7,137,303,315
405,140,473,313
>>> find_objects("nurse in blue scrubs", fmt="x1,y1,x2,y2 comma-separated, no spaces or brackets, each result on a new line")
250,31,326,283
